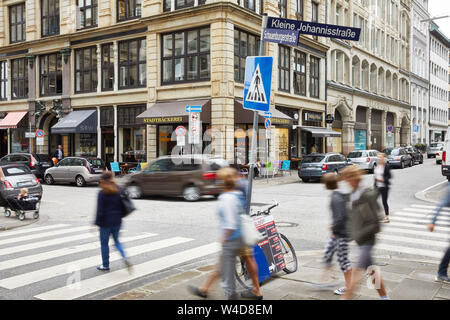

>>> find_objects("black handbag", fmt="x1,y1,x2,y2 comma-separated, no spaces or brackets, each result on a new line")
120,191,136,217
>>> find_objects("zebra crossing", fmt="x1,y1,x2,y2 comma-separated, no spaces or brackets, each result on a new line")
0,223,220,300
374,204,450,261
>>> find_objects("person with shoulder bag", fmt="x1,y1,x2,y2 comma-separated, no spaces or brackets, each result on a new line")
341,165,389,300
94,172,133,273
374,153,392,223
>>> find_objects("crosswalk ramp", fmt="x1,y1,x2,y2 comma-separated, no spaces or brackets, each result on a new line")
0,223,220,300
375,204,450,261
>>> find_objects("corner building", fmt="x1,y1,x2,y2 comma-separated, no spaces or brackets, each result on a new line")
0,0,330,165
326,0,412,154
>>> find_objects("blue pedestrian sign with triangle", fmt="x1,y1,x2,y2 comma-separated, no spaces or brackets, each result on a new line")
243,56,273,112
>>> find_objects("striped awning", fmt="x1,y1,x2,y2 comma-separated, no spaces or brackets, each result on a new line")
0,111,28,129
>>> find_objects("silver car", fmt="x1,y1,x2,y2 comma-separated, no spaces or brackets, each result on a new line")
44,157,105,187
346,150,379,173
427,142,445,158
0,164,43,200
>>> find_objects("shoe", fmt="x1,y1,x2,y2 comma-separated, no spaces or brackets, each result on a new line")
187,285,207,298
435,275,450,283
96,265,110,272
241,290,263,300
334,287,346,295
227,293,239,300
383,217,390,223
124,259,133,274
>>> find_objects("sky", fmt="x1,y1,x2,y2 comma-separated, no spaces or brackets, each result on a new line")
428,0,450,40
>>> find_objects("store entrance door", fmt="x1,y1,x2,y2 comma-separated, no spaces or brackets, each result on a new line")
0,130,7,157
102,130,115,170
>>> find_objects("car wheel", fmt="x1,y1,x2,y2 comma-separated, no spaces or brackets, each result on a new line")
419,157,423,164
447,176,450,182
183,185,201,201
33,212,39,219
409,160,413,167
127,185,142,199
75,175,86,187
400,161,405,169
301,178,310,183
427,155,431,159
45,174,54,185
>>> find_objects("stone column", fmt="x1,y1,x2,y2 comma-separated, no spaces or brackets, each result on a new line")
394,127,401,147
381,110,386,150
146,31,158,162
6,59,11,101
342,121,354,155
97,44,101,93
0,5,5,47
366,108,372,149
113,41,119,91
113,105,118,162
61,48,72,115
97,106,101,159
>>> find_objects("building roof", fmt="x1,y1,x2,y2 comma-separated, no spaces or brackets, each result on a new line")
430,22,450,48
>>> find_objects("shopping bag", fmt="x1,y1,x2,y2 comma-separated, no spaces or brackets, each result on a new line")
241,214,263,246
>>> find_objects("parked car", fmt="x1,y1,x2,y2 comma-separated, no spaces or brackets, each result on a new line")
346,150,379,173
382,147,413,169
124,155,229,201
0,153,53,179
405,146,424,165
0,164,42,200
44,157,106,187
427,142,444,158
436,147,444,164
298,153,349,183
440,128,450,180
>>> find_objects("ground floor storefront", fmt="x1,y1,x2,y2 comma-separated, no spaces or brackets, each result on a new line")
429,128,447,143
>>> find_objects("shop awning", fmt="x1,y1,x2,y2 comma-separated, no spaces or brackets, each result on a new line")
297,126,341,137
234,100,293,126
136,99,211,124
0,111,28,129
51,109,97,134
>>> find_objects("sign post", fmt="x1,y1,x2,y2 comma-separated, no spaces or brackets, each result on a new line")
264,115,271,184
175,125,186,154
186,106,202,157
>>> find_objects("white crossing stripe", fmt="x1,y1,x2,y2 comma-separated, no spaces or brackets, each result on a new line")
411,204,450,211
395,211,450,222
388,220,450,232
0,224,69,239
0,237,194,289
382,226,450,241
378,234,449,249
376,244,443,259
35,242,220,300
0,233,157,272
390,216,450,227
0,226,93,246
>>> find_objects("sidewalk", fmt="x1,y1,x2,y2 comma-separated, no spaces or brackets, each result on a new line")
108,250,450,300
0,212,45,232
415,181,448,204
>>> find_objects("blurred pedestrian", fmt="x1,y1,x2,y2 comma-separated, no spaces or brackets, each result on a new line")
94,171,132,273
374,153,392,223
428,183,450,283
341,165,389,300
52,145,64,162
0,166,4,182
320,173,352,295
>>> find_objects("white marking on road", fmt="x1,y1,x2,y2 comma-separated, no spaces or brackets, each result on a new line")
378,234,449,249
0,226,93,246
0,224,69,239
405,208,450,216
0,237,194,289
395,211,450,222
411,204,450,211
0,234,157,271
419,180,448,194
389,216,450,227
34,242,220,300
387,220,450,232
382,226,450,241
376,244,444,259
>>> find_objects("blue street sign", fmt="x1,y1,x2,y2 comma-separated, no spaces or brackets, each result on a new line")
265,118,271,129
243,56,273,112
264,112,272,119
186,105,202,112
387,125,393,133
262,28,299,45
413,125,419,133
267,17,361,42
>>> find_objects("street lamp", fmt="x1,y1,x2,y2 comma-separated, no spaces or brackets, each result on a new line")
420,15,449,23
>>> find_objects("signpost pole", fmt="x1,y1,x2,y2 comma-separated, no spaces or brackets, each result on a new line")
245,13,268,215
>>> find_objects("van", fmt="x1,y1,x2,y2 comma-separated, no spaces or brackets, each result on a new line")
440,127,450,181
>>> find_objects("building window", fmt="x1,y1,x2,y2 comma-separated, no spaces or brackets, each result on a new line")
237,0,263,14
293,51,306,96
163,0,206,11
119,38,146,89
10,3,26,43
40,53,62,96
75,47,98,93
102,43,114,91
162,28,210,84
310,56,319,98
296,0,303,20
335,5,341,25
234,29,260,82
0,61,7,101
279,0,287,18
42,0,60,37
78,0,98,29
311,2,318,40
11,58,28,99
117,0,141,21
278,45,290,92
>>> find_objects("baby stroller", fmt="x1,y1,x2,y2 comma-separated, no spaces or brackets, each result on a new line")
2,196,40,221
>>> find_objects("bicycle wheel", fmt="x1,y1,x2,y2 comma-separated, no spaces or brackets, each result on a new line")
235,256,253,291
279,233,298,273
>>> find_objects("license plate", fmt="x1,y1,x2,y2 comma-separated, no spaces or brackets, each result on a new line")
94,169,103,173
306,167,318,170
17,182,32,187
42,164,50,167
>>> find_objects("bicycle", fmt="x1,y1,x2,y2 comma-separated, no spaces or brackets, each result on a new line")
235,201,298,290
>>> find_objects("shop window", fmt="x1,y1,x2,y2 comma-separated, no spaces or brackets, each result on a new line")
279,0,287,18
11,58,28,99
119,38,146,89
0,61,7,101
75,133,97,157
75,47,98,93
162,27,210,84
117,0,141,21
163,0,206,11
78,0,98,29
10,128,30,153
278,45,290,92
40,53,63,96
101,43,114,91
293,51,306,96
42,0,60,37
310,56,320,98
10,3,26,43
234,29,260,83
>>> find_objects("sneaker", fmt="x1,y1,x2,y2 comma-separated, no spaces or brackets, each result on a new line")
96,265,110,272
187,285,207,298
241,290,263,300
383,217,390,223
124,259,133,274
334,287,347,295
435,275,450,283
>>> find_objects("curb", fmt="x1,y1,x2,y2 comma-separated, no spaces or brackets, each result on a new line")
414,180,447,204
0,214,48,232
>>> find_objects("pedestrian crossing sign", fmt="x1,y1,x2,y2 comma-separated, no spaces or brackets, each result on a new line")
243,56,273,112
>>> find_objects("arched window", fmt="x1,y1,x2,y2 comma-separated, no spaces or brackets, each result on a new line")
378,67,385,95
352,56,360,87
361,60,369,91
385,70,391,98
370,63,377,93
392,73,398,99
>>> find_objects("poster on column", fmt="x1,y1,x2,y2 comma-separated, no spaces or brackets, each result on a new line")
354,130,367,151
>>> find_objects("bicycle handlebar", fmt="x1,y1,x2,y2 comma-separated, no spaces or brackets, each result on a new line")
250,201,279,217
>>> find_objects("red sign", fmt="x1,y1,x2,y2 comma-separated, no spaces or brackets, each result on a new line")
175,126,186,136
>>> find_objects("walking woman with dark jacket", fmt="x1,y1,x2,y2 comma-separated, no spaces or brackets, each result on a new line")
95,172,132,273
374,153,392,223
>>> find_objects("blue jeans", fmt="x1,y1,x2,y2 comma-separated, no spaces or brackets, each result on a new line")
438,246,450,277
99,225,127,268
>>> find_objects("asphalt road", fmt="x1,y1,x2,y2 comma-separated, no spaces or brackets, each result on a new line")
0,157,447,300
